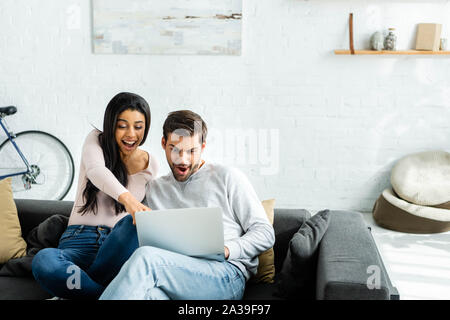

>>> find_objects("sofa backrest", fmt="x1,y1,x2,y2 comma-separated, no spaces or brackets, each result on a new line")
15,199,72,239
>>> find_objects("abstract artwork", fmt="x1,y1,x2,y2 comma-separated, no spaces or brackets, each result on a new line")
92,0,242,55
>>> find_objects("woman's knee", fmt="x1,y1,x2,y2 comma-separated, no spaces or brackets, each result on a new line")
113,215,138,242
116,214,134,229
32,248,61,279
32,248,74,282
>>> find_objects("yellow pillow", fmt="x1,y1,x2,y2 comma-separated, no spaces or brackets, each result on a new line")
0,178,27,263
251,199,276,284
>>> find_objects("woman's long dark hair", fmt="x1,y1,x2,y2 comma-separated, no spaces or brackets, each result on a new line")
79,92,151,216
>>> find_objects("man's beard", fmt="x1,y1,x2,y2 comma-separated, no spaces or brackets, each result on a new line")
171,161,201,182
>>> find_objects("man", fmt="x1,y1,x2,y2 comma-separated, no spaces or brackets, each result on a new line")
100,110,275,300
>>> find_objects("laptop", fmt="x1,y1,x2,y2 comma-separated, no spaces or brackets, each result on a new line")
135,207,225,262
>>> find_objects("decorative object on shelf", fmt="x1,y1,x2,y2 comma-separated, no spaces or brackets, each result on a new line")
335,16,450,56
440,38,447,51
370,31,384,51
415,23,442,51
384,28,397,51
349,13,355,54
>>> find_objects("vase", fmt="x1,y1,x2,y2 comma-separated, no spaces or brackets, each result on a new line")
384,28,397,51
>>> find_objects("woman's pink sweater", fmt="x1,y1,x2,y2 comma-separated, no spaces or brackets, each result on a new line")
68,130,158,228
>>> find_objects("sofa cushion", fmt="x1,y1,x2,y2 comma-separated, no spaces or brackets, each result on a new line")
274,210,330,299
0,178,27,264
243,273,285,300
0,214,69,277
0,276,52,300
243,281,283,300
272,209,311,273
251,199,276,284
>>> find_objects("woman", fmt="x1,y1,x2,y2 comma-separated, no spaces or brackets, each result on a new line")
32,92,157,299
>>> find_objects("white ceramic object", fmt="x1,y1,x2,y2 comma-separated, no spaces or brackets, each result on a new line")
370,31,384,51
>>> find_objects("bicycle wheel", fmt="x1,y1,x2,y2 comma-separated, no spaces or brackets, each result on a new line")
0,130,75,200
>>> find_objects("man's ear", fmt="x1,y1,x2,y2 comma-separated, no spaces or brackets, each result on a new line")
201,141,206,152
161,137,166,150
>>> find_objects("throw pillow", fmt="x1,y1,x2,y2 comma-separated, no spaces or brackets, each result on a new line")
275,209,331,299
0,178,27,264
251,199,276,284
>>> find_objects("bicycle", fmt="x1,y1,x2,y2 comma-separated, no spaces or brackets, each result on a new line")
0,106,75,200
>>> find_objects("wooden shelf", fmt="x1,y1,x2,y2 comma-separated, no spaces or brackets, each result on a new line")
334,49,450,55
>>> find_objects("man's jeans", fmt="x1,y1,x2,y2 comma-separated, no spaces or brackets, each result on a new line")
31,215,138,299
99,246,246,300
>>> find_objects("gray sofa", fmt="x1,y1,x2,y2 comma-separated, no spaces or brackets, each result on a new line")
0,199,399,300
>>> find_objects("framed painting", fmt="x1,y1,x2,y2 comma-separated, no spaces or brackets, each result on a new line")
92,0,242,55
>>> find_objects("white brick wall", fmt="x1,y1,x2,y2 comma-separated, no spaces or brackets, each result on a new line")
1,0,450,212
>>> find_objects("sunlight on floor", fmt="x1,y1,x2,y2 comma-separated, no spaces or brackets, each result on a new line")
362,212,450,300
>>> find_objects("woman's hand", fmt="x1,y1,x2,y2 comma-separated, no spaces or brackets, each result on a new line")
118,191,151,225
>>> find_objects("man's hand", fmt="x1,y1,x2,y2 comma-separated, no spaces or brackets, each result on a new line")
224,246,230,259
118,191,152,225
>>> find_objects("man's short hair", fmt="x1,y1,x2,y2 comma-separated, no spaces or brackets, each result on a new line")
163,110,208,143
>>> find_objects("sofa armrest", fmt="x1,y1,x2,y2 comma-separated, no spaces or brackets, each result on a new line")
316,210,399,300
14,199,73,239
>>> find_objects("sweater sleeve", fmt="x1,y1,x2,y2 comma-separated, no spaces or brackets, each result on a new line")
224,168,275,261
81,130,128,201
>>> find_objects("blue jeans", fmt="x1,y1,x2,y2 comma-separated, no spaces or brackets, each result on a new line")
32,215,138,299
99,246,246,300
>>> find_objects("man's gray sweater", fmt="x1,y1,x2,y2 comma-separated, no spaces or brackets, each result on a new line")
144,162,275,281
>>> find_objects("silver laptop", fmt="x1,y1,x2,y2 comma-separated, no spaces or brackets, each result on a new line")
135,207,225,262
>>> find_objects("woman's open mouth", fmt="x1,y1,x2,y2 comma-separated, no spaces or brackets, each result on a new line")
122,140,137,151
